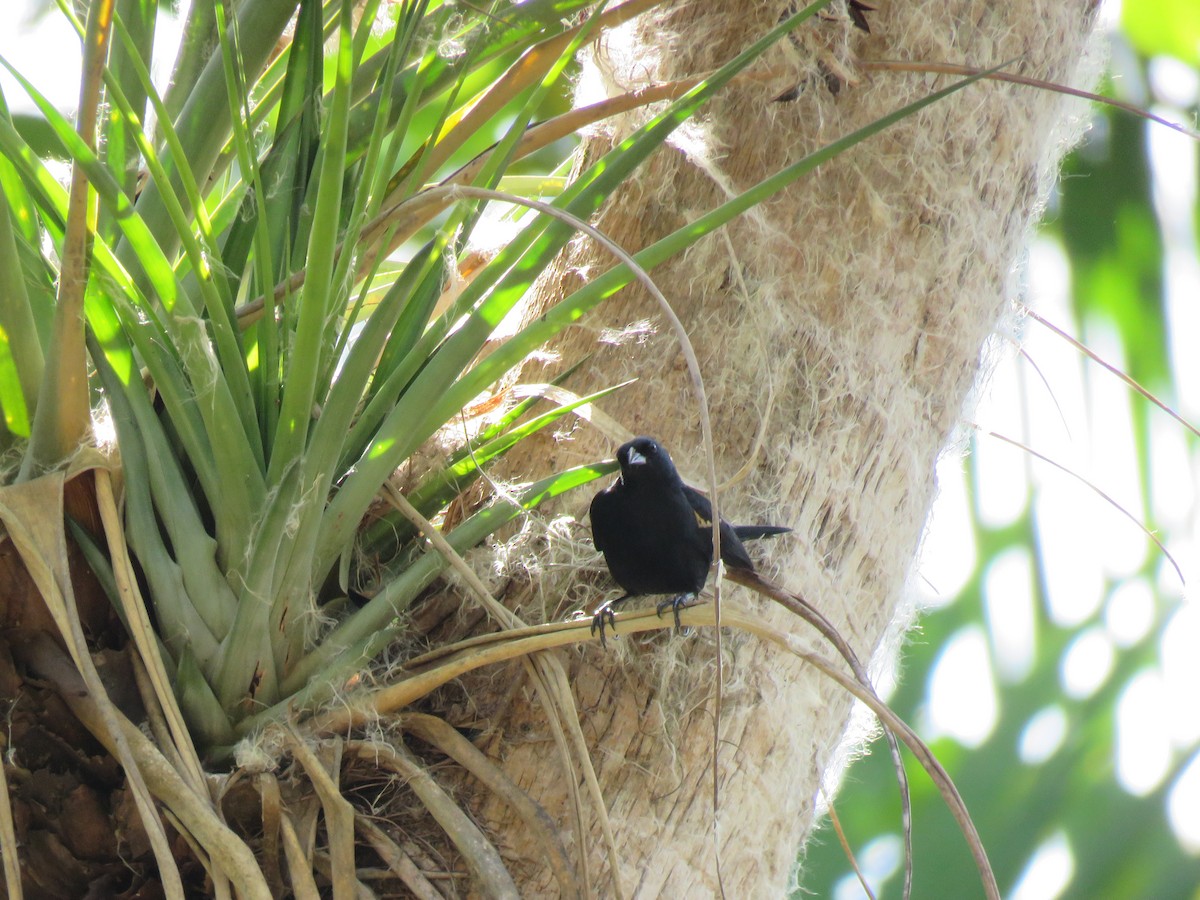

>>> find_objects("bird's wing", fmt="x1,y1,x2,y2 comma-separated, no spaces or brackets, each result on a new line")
682,485,715,530
683,486,757,570
734,524,792,540
684,487,791,539
589,484,617,553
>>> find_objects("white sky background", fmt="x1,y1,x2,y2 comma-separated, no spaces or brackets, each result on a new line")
2,3,1198,897
1,2,82,114
0,0,185,115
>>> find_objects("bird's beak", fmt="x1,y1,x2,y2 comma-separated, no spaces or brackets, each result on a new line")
626,448,647,467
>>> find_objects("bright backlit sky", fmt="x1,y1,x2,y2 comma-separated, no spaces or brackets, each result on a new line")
1,0,184,115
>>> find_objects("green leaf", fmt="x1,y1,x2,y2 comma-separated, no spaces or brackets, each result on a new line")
366,379,631,554
121,0,299,270
91,336,232,666
177,648,236,746
268,460,617,718
0,182,44,437
1122,0,1200,65
314,0,841,580
267,0,356,486
102,0,158,240
1057,112,1168,388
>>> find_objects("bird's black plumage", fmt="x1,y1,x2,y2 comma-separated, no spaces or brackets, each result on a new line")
589,436,790,642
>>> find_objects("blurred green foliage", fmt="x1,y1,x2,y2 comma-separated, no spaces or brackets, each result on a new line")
1124,0,1200,67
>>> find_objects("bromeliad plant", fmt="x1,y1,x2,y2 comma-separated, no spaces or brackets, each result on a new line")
0,0,864,751
0,0,1003,894
3,0,619,748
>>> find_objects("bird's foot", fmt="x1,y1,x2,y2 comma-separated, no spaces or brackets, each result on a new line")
590,596,626,649
655,593,696,634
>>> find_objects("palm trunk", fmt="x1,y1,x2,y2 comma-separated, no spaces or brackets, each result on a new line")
471,1,1099,893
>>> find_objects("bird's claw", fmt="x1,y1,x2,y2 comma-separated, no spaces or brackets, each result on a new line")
590,601,618,648
656,593,695,634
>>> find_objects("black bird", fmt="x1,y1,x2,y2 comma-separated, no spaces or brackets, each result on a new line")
589,436,790,644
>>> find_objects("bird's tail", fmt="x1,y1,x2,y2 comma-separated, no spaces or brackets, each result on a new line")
733,524,791,540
